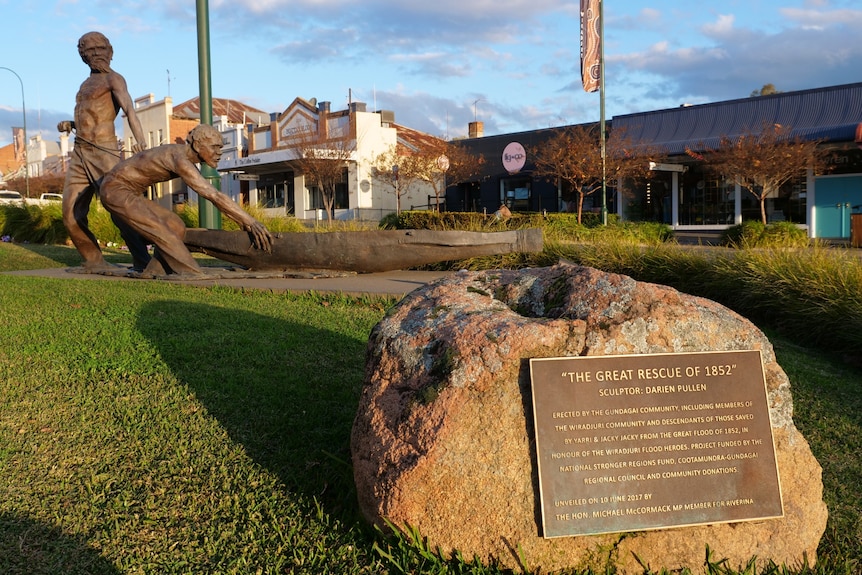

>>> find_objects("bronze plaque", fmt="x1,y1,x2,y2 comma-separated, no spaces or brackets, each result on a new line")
529,350,783,538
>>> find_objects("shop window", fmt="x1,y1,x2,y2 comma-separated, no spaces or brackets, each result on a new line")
309,185,323,210
308,168,349,210
260,184,285,208
679,174,734,226
746,178,807,224
501,176,532,211
258,173,293,209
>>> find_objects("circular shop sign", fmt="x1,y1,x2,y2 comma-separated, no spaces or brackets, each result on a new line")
502,141,526,174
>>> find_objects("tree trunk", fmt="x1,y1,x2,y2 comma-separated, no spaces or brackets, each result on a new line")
323,186,336,227
577,193,586,225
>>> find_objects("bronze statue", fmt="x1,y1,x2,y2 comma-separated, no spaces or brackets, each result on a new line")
184,227,543,273
99,124,272,278
57,31,539,279
60,31,151,272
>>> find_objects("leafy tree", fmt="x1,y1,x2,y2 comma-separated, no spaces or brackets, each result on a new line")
3,173,65,198
688,123,830,225
750,83,781,97
531,124,662,224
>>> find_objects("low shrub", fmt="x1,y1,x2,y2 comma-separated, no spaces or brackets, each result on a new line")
1,200,312,250
760,220,811,247
176,202,199,228
384,210,670,245
378,212,400,229
1,204,69,244
721,220,809,248
391,210,530,231
721,221,765,248
179,202,305,234
545,218,672,246
555,240,862,355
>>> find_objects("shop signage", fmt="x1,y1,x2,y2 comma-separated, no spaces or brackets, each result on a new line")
502,142,526,174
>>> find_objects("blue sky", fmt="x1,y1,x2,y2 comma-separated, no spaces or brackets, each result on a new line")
1,0,861,149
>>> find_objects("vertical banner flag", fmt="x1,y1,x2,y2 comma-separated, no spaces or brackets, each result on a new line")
12,127,25,163
580,0,601,93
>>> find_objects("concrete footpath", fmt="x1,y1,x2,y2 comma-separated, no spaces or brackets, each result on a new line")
4,266,453,299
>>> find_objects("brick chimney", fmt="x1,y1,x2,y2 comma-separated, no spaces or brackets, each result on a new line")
317,101,331,140
468,121,484,138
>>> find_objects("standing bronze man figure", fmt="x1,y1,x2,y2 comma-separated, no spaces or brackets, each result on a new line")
60,31,151,272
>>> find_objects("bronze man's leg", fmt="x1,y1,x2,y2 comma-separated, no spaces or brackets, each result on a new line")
62,178,109,269
101,188,203,277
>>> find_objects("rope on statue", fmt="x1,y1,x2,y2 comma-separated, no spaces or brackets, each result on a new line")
71,131,131,159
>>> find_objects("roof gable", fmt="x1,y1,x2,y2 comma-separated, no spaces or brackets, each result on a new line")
277,103,319,142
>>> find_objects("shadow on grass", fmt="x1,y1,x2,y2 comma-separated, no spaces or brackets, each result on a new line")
135,299,369,523
772,340,862,561
0,512,121,575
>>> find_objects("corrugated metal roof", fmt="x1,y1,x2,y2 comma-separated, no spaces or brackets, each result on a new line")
173,97,270,126
392,123,446,154
611,82,862,155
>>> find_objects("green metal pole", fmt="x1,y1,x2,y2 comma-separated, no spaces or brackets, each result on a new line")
196,0,222,229
599,0,607,226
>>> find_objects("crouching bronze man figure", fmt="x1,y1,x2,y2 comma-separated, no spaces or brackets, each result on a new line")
99,124,272,278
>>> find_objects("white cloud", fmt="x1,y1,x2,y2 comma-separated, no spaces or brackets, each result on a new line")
702,14,736,37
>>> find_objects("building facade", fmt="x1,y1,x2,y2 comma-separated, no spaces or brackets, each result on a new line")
449,82,862,241
218,98,438,221
444,126,612,216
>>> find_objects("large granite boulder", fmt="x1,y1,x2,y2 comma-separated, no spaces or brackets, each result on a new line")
351,263,827,573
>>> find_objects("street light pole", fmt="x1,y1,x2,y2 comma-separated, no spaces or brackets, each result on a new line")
0,66,29,197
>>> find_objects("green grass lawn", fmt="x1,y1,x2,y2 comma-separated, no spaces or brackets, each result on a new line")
0,242,859,574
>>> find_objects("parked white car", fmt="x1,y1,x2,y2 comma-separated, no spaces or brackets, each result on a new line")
40,193,63,201
0,190,24,205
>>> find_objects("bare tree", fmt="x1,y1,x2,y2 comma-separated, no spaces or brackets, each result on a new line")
372,145,418,214
531,124,662,223
689,123,829,225
286,127,356,225
409,139,484,212
372,139,484,213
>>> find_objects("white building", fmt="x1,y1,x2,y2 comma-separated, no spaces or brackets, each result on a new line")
219,98,440,221
26,133,62,178
122,95,440,221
